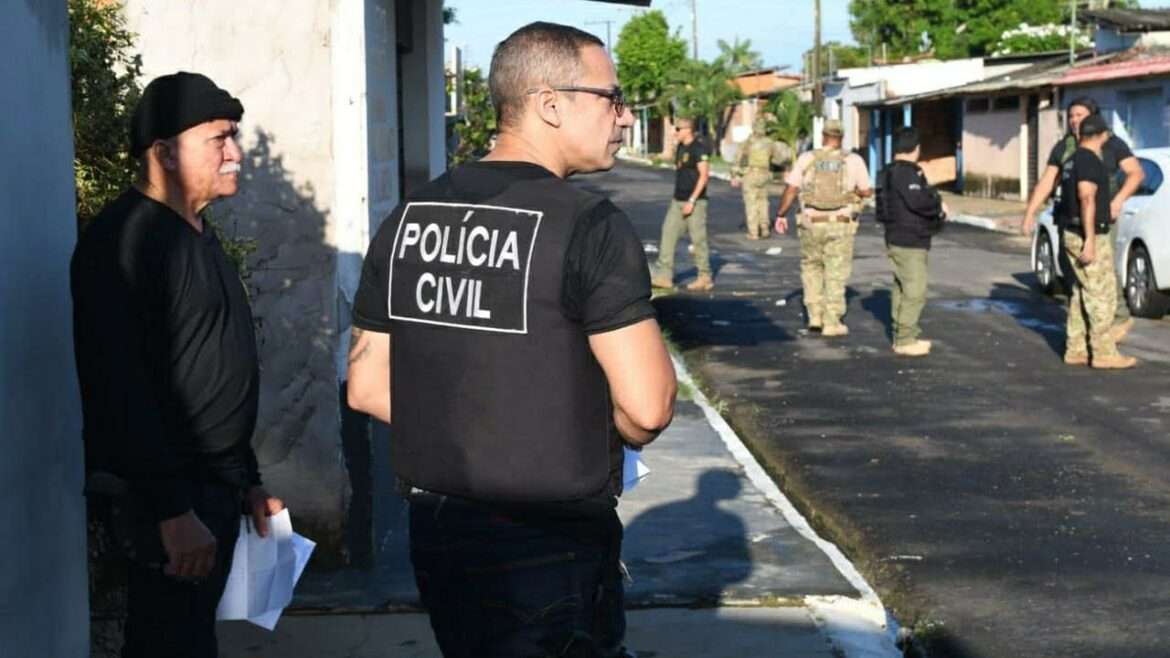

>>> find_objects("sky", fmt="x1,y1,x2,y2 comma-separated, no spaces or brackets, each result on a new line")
444,0,856,74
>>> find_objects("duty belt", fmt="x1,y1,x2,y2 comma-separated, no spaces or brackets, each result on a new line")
807,214,854,224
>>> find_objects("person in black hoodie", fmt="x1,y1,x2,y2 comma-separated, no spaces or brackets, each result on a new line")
876,127,947,356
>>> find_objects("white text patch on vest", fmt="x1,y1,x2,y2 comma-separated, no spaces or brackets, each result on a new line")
387,202,542,334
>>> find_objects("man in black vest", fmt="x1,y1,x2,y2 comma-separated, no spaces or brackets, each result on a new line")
71,72,283,658
1022,97,1144,337
347,22,677,657
1053,114,1137,369
876,127,947,357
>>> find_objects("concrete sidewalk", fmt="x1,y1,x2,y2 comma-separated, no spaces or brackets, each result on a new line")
217,358,901,657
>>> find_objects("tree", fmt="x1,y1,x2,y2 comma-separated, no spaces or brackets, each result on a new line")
658,59,742,144
993,23,1092,56
614,10,688,108
763,90,813,151
715,37,763,75
69,0,142,226
451,67,496,165
848,0,1071,60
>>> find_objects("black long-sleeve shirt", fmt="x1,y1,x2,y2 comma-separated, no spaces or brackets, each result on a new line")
71,188,261,522
876,160,944,249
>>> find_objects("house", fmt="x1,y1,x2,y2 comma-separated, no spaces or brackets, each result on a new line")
719,68,803,160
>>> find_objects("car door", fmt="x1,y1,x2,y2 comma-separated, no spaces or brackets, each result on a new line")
1114,155,1163,286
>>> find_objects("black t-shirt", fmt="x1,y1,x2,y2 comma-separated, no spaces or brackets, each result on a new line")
71,188,261,522
354,161,655,335
1047,134,1134,192
673,138,710,201
1056,148,1112,235
352,162,655,516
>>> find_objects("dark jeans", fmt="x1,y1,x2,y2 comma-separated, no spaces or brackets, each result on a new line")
409,496,627,658
121,481,241,658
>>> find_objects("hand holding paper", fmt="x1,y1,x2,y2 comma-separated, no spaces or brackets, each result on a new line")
215,509,315,630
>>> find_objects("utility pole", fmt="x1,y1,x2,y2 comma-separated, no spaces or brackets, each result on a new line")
586,20,614,54
814,0,823,117
691,0,699,60
1069,0,1077,65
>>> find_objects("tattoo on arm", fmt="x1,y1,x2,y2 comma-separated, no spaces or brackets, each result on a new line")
348,328,371,364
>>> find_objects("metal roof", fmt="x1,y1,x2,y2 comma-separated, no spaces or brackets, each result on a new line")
1082,8,1170,33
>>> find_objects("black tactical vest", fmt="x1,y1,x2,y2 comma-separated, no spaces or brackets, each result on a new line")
383,175,615,503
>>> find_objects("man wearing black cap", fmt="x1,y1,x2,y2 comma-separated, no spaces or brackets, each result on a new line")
71,72,283,657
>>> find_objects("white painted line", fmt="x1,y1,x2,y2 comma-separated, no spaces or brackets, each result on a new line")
671,354,903,658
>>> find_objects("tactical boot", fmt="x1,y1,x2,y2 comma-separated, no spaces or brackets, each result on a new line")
686,274,714,292
1091,353,1137,369
1063,352,1089,366
1109,318,1135,344
650,274,674,289
821,323,849,337
806,310,823,331
893,340,931,357
746,232,760,240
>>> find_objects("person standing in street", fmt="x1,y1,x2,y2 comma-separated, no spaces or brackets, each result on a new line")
347,22,677,657
1022,97,1144,340
731,116,791,240
1054,114,1137,369
651,117,714,291
875,127,947,357
774,119,872,336
71,72,283,658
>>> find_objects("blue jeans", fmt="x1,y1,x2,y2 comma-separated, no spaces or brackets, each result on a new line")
409,496,627,658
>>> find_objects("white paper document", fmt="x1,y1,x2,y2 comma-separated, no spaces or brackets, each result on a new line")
215,509,316,630
623,447,651,492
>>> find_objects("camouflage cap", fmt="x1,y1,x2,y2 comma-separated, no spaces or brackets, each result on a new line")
822,119,844,137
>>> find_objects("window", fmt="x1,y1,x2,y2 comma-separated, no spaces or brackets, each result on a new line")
1129,157,1163,196
966,98,990,114
992,96,1020,111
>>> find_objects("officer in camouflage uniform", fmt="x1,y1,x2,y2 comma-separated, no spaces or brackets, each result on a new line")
774,119,872,336
731,116,791,239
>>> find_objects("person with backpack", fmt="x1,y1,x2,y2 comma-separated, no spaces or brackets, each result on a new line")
876,127,948,357
774,119,872,336
1022,97,1144,339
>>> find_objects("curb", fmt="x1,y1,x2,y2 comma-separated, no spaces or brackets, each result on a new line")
670,354,904,658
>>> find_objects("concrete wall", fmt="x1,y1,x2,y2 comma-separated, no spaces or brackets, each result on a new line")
963,106,1023,198
0,2,89,656
123,0,351,560
838,58,984,99
401,0,448,195
1063,79,1170,150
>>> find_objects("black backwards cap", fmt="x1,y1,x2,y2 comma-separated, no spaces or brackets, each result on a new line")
1079,114,1110,138
129,72,244,155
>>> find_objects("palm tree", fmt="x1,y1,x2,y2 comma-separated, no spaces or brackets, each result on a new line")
658,59,743,145
764,90,813,152
715,37,763,75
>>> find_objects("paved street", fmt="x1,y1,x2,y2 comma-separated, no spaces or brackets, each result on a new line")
579,161,1170,658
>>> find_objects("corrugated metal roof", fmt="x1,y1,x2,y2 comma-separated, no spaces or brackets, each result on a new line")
1083,9,1170,33
1059,53,1170,85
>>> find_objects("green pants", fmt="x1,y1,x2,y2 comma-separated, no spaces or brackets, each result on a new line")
656,199,710,277
1063,231,1119,359
740,169,771,237
886,245,929,346
797,219,856,326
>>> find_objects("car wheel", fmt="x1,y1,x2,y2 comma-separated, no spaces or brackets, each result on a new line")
1126,244,1170,318
1034,228,1057,295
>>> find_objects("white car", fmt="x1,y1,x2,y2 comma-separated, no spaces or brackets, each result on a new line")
1032,147,1170,318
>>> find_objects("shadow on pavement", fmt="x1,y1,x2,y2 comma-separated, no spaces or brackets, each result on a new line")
653,297,794,349
861,289,893,343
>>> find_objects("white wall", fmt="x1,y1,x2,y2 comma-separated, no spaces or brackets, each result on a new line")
123,0,351,555
838,58,985,98
0,2,89,655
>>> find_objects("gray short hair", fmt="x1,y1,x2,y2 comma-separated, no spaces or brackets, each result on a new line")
489,22,604,128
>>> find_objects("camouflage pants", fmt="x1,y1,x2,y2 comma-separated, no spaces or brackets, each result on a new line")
798,218,857,326
740,169,772,237
1063,230,1120,359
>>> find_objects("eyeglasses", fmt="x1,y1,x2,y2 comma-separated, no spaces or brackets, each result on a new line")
526,85,626,116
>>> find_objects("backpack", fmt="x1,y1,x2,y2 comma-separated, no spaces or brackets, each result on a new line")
802,149,853,210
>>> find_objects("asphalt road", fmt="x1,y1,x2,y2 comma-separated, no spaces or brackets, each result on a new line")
574,161,1170,658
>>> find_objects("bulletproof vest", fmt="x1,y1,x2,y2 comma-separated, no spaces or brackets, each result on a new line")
1056,155,1109,234
802,148,853,210
1057,133,1120,198
747,137,773,169
383,176,615,503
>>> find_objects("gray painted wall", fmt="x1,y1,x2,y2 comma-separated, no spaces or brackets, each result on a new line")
1,2,89,656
